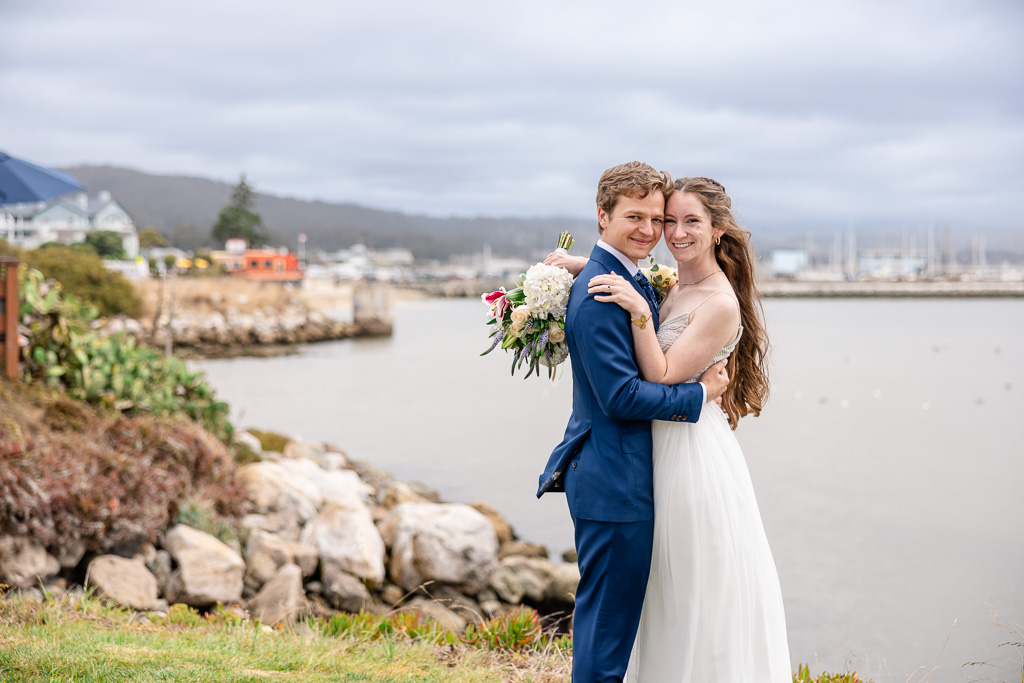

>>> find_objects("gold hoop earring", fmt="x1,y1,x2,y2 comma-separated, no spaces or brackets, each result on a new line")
715,236,721,246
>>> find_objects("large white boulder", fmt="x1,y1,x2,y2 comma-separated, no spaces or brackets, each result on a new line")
276,458,372,507
85,555,159,610
379,503,498,595
300,500,385,587
237,461,322,523
162,525,244,607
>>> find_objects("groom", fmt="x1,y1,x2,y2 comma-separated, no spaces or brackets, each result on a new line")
538,161,729,682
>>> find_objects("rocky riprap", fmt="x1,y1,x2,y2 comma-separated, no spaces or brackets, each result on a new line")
101,305,392,358
0,433,578,631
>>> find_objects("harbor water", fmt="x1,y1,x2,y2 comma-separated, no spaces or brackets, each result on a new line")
194,297,1024,681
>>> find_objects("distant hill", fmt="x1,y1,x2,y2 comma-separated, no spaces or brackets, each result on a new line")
59,165,592,260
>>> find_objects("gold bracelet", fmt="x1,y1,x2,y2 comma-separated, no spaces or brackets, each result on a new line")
631,313,648,330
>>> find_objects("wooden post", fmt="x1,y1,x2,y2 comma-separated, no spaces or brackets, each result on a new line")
0,257,19,379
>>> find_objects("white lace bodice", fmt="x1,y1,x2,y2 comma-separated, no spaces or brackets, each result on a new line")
656,311,742,384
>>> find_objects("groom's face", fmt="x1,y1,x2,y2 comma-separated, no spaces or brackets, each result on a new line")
598,190,665,264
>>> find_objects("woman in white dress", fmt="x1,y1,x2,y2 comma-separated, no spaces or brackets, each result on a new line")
566,176,791,682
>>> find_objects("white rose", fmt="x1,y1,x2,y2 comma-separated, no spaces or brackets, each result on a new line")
548,322,565,343
510,306,531,325
509,320,526,337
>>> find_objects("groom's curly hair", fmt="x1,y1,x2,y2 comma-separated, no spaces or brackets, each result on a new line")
596,162,674,234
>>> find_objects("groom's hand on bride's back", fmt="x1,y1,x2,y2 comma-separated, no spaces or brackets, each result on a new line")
700,360,730,403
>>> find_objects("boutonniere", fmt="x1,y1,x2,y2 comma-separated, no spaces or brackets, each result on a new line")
642,258,677,304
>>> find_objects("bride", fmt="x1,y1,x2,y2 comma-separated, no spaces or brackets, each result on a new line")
555,176,791,682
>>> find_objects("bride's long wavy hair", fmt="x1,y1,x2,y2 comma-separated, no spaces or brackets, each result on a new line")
674,177,770,429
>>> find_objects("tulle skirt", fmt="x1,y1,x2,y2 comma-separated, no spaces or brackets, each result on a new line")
626,404,791,682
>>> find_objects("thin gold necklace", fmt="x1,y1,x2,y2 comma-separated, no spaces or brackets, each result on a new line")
678,270,723,286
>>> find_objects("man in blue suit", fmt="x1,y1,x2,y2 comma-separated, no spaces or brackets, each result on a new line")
538,161,730,682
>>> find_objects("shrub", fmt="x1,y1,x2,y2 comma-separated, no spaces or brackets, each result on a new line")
0,237,23,259
19,266,232,441
0,409,247,559
83,230,126,260
24,245,141,317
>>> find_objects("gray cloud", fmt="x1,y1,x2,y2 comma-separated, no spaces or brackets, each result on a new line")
1,0,1021,245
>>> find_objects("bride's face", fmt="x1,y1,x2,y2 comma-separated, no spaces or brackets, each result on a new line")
663,192,723,265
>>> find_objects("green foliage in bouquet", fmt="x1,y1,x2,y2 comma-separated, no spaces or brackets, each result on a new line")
17,266,232,441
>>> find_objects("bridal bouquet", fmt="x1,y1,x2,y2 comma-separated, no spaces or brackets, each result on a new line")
643,260,677,304
481,232,575,379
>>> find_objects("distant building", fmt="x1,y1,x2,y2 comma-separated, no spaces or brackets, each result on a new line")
769,249,809,277
312,244,416,282
210,245,302,282
858,249,928,279
0,191,139,258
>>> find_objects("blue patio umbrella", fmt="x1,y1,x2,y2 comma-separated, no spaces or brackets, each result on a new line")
0,151,83,205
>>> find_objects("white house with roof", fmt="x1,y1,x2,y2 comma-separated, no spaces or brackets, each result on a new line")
0,190,139,258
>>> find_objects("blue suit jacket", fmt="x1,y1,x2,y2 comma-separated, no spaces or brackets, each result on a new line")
537,245,705,523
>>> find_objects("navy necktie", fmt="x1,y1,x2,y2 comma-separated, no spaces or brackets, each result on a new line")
633,271,658,309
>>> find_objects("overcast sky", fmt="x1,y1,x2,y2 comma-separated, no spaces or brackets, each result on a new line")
2,0,1021,240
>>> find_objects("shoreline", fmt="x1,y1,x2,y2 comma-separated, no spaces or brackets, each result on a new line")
757,279,1024,297
394,278,1024,299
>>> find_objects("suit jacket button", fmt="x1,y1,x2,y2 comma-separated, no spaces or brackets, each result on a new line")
682,414,688,421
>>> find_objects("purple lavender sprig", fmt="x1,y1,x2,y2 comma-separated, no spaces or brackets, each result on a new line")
480,329,504,356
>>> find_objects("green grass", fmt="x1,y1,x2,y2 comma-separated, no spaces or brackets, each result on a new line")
0,591,570,682
0,590,870,682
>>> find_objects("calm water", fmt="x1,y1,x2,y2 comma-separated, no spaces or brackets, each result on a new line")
194,297,1024,681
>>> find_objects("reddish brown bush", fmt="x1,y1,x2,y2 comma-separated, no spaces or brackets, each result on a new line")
0,389,248,560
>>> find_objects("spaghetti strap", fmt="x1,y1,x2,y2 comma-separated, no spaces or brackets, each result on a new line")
688,290,739,317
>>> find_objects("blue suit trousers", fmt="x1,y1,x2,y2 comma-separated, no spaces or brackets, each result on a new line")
570,488,654,681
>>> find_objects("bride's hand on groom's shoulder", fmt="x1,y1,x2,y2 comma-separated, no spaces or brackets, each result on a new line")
587,273,650,319
544,252,588,277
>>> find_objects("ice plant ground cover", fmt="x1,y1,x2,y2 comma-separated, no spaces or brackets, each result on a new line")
481,232,575,379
